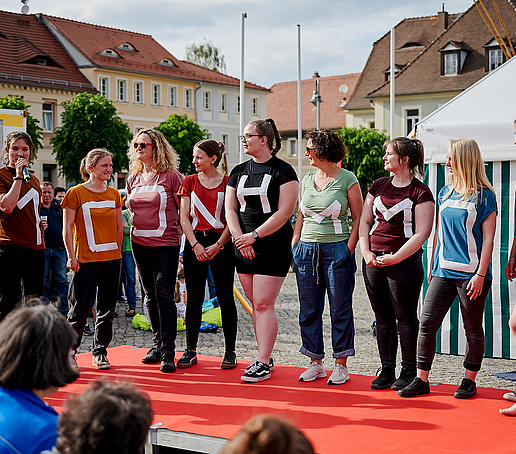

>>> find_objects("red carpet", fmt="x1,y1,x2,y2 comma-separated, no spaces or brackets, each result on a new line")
47,346,515,453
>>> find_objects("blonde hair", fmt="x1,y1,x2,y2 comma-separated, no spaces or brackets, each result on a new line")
443,138,495,204
79,148,112,182
128,129,179,174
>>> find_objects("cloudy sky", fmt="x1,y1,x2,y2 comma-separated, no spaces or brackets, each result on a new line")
6,0,475,87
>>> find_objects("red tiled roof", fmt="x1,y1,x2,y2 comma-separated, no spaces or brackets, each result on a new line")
0,11,95,92
179,60,268,91
345,12,459,110
369,2,516,98
267,73,361,132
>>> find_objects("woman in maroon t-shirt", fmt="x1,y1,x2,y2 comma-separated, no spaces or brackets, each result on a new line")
359,137,434,391
177,140,237,370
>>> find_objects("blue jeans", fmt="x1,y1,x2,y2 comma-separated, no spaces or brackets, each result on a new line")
293,240,356,359
121,251,136,310
43,247,69,315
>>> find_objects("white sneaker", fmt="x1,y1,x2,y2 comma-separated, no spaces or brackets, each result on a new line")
299,361,327,382
327,363,349,385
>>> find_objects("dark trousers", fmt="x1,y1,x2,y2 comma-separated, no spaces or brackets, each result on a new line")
362,252,423,370
67,259,121,355
183,231,237,352
132,241,179,355
43,247,69,315
417,276,491,372
0,244,45,321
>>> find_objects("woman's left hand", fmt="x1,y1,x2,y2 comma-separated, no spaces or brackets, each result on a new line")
204,244,220,259
376,253,398,267
466,274,485,300
234,233,255,249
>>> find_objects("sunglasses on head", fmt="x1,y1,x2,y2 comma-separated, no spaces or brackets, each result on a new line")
134,142,155,150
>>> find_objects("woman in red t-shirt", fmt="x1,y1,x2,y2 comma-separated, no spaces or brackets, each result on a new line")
359,137,434,391
177,140,237,369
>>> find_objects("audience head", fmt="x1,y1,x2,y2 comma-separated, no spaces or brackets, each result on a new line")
41,181,54,206
1,131,36,165
0,303,79,391
382,137,425,177
54,186,67,201
305,129,347,163
245,119,282,155
194,139,225,168
56,380,153,454
129,129,179,173
79,148,113,182
220,415,314,454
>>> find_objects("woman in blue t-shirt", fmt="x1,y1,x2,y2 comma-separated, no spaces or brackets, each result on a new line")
399,138,497,399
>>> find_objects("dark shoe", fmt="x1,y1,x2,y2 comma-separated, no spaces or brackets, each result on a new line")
391,367,416,391
221,351,237,369
371,366,396,390
141,347,161,364
126,309,135,317
241,360,271,383
92,353,110,370
398,377,430,397
177,350,197,368
454,378,477,399
160,353,176,373
269,357,275,371
83,324,93,336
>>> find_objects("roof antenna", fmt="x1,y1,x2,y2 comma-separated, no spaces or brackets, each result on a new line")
21,0,29,14
442,3,445,12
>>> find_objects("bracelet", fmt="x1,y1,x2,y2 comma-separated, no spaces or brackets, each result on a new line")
476,273,485,278
192,241,199,249
216,241,224,250
510,256,516,259
12,176,23,181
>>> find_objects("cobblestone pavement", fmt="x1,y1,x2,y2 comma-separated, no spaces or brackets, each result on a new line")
78,251,516,392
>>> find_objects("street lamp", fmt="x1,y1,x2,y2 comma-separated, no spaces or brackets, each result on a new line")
309,71,323,130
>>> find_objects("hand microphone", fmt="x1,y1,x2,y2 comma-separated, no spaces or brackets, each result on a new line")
19,155,30,183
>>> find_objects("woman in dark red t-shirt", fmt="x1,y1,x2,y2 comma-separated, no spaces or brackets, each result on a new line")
177,140,237,370
359,137,434,391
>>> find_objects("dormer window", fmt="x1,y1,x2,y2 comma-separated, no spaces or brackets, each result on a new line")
439,41,470,76
384,65,402,82
483,38,507,72
99,49,120,58
117,43,135,51
400,42,423,49
36,57,47,66
158,58,176,67
24,55,59,68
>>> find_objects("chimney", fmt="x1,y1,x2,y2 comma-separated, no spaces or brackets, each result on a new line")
437,4,449,31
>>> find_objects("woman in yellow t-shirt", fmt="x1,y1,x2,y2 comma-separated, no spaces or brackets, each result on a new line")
62,148,123,371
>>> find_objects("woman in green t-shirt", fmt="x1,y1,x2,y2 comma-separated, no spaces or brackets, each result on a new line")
292,130,363,385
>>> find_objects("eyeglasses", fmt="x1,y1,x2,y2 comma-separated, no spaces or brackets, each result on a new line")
239,134,263,141
134,142,155,150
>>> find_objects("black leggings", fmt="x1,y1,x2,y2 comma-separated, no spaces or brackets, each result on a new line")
183,231,237,352
362,251,423,370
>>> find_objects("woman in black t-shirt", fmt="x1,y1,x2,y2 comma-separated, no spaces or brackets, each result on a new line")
359,137,434,391
226,118,298,383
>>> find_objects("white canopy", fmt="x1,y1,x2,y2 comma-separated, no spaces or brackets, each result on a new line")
417,56,516,163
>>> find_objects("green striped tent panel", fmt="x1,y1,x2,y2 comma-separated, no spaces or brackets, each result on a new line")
423,161,515,359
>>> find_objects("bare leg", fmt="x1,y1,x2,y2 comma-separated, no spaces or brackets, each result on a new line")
500,403,516,415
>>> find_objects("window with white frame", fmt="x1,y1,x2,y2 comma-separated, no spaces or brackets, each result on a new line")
42,102,54,132
236,95,240,113
184,88,193,108
168,86,177,107
251,97,258,116
151,83,161,106
134,126,145,135
133,81,143,104
443,53,458,75
99,76,109,98
367,121,376,129
203,91,211,110
206,132,212,139
220,93,227,112
287,138,297,157
488,48,504,71
221,134,228,154
117,79,127,102
405,109,419,135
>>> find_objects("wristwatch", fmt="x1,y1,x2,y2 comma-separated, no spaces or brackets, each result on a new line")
13,176,23,181
252,230,260,240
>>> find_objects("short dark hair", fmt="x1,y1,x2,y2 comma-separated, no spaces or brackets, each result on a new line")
305,129,347,163
0,304,79,389
54,186,66,194
57,380,153,454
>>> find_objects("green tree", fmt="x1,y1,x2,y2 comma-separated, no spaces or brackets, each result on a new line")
0,96,43,156
155,114,207,175
185,38,227,73
338,126,390,195
51,93,132,182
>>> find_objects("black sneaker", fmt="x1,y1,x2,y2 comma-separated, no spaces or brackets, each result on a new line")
398,377,430,397
177,350,197,368
454,378,477,399
141,347,161,364
83,324,93,336
92,353,110,370
244,357,274,373
241,361,271,383
371,366,396,390
221,351,237,369
160,353,176,373
391,367,416,391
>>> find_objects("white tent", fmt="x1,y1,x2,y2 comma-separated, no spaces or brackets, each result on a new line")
416,56,516,359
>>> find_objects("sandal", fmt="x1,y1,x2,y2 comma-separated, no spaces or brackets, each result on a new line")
503,392,516,402
126,309,136,317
